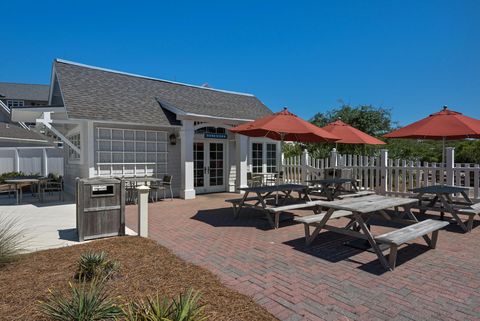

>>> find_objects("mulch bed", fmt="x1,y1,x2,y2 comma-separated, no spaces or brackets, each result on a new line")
0,236,277,321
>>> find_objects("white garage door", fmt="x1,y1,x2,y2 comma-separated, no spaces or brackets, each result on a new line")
95,127,168,177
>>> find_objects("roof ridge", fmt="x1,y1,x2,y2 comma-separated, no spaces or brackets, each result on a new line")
55,59,255,97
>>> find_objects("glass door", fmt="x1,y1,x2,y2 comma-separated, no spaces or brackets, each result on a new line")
208,142,225,192
193,141,226,194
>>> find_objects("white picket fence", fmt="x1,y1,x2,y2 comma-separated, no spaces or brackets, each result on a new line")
283,148,480,201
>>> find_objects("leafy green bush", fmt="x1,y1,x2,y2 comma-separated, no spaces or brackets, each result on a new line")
0,172,25,183
0,216,25,266
122,289,207,321
75,251,119,282
39,279,122,321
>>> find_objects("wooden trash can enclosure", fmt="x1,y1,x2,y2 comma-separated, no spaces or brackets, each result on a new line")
76,177,126,241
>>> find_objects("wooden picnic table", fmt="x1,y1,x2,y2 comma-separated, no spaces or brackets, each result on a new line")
306,178,359,200
4,177,47,204
411,185,474,232
234,184,312,228
300,194,422,270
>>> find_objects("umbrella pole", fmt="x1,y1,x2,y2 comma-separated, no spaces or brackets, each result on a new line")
276,133,285,205
442,137,446,186
333,142,338,178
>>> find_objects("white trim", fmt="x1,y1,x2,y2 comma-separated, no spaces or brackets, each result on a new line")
55,59,255,97
156,98,254,123
0,136,49,143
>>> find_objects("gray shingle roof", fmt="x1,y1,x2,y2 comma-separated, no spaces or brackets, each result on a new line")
54,60,272,126
0,122,51,146
0,82,49,101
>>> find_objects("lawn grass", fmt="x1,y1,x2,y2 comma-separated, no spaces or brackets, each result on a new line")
0,236,277,320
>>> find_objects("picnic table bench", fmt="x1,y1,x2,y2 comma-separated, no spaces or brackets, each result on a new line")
226,184,313,229
295,194,448,271
306,178,359,200
411,185,478,232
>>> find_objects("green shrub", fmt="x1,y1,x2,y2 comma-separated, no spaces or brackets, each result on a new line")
122,289,207,321
75,251,119,282
0,171,25,183
0,216,26,266
39,279,122,321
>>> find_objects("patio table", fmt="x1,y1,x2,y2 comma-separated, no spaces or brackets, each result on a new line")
411,185,473,232
304,194,419,270
236,184,312,228
306,178,359,200
4,177,47,204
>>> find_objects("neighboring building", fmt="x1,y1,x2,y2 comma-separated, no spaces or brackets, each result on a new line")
12,59,280,198
0,82,49,109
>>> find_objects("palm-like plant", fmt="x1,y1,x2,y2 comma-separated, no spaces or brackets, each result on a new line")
122,289,207,321
0,216,26,266
75,251,119,281
39,279,122,321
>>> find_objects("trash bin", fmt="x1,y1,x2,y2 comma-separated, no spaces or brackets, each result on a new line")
76,177,125,241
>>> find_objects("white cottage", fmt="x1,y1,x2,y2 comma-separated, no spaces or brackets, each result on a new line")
12,59,281,198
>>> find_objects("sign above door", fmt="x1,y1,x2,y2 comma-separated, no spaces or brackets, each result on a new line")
204,133,227,139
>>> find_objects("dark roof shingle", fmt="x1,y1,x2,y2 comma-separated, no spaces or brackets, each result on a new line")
0,83,49,101
0,122,51,146
54,60,272,126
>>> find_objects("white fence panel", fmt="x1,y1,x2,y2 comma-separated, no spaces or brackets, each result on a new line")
283,148,480,201
0,147,64,176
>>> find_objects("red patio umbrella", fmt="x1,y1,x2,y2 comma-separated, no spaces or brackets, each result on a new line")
322,119,385,177
229,107,339,143
384,106,480,184
322,120,386,145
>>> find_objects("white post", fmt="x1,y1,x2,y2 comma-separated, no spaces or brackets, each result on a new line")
180,120,196,199
301,149,309,184
137,185,150,237
379,149,388,195
14,148,20,172
42,148,48,176
446,147,455,186
235,134,249,191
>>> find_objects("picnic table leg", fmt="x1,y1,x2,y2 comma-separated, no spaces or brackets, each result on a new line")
235,191,250,218
353,212,391,271
305,208,335,245
403,205,433,246
257,192,276,229
460,191,473,204
439,195,469,232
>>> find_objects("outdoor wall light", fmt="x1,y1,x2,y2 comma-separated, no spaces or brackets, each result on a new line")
169,133,177,145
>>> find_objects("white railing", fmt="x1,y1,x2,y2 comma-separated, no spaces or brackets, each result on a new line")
0,100,30,130
283,148,480,201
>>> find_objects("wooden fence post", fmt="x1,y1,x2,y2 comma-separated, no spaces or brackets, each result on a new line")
379,149,388,194
446,147,455,186
301,149,309,184
137,185,150,237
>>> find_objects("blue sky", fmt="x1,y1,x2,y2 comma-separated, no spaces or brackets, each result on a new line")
2,0,479,125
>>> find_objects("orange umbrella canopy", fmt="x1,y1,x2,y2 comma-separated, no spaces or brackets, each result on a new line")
230,108,339,143
322,120,386,145
384,106,480,140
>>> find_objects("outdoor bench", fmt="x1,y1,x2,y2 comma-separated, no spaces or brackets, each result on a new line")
294,210,353,245
264,200,329,229
336,191,376,199
375,219,449,270
455,203,480,231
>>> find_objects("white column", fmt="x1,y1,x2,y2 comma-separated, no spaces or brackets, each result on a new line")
86,121,96,177
301,149,309,184
180,120,196,199
330,148,338,168
446,147,455,186
379,149,388,195
14,148,20,172
137,185,149,237
235,134,248,191
42,148,48,176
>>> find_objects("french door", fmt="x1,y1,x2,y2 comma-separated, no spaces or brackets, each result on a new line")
193,141,226,194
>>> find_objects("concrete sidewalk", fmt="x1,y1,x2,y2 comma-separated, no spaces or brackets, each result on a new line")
0,195,135,252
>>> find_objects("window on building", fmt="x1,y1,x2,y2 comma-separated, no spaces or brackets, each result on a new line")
252,143,263,173
194,126,226,134
266,143,277,173
6,100,24,108
68,133,81,161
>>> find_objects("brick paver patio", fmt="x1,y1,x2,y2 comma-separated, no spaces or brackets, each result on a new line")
125,193,480,321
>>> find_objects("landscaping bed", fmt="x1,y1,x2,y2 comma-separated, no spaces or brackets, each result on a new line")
0,236,277,321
